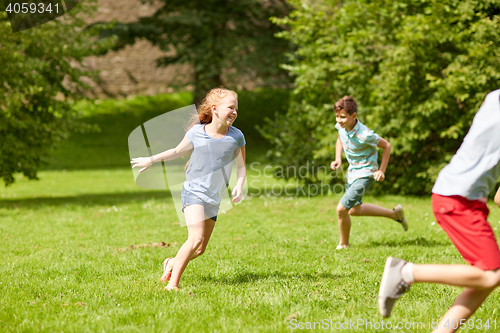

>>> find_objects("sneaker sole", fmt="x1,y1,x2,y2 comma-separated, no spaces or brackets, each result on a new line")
378,257,395,317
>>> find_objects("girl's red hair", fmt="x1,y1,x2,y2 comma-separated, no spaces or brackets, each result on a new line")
186,88,238,131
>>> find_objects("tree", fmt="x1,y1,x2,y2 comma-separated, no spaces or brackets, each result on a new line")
0,2,114,185
99,0,292,103
262,0,500,195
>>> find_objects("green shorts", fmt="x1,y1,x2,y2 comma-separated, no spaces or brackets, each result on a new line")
339,177,374,210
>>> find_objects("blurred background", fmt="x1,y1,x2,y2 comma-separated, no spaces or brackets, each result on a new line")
1,0,500,196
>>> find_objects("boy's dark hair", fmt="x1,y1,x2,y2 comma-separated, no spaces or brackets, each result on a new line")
334,96,357,115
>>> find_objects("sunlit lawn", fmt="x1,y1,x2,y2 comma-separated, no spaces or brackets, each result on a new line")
1,168,500,332
2,91,500,332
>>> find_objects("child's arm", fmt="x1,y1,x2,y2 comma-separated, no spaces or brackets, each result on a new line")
374,137,391,182
232,146,246,203
495,186,500,207
130,136,193,173
331,136,343,170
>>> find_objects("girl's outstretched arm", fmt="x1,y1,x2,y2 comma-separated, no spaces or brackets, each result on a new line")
232,146,246,203
130,136,193,173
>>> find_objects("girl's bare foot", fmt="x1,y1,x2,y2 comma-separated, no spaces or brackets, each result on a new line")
160,257,174,283
165,284,179,291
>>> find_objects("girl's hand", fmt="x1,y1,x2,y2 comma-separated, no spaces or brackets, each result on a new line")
373,170,385,182
130,157,154,173
331,160,341,170
232,186,243,203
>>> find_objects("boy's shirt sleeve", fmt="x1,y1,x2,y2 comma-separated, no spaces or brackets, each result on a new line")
365,130,381,147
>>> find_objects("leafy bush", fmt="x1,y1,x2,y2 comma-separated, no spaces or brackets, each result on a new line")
0,2,114,185
263,0,500,195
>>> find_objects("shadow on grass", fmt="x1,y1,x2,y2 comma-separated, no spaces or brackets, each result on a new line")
366,236,448,248
0,190,172,209
0,185,334,210
199,271,352,285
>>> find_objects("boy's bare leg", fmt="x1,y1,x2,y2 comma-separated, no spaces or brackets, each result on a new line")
338,203,403,246
349,203,398,220
411,265,500,332
337,203,351,246
434,287,493,333
414,265,500,289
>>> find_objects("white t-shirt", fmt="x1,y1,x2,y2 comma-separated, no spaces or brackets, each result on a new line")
432,89,500,200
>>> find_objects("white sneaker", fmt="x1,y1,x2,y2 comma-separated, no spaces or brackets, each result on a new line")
378,257,411,317
336,244,350,250
393,204,408,231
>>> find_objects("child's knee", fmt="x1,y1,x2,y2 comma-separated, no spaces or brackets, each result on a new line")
337,203,348,215
483,270,500,289
194,246,206,257
188,236,204,250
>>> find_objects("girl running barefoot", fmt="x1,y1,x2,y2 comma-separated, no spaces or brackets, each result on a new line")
131,88,246,291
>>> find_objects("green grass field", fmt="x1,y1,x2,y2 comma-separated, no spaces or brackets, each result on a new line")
2,91,500,332
2,169,500,332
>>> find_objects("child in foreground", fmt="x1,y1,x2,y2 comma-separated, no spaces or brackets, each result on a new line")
378,89,500,333
331,96,408,249
131,88,246,291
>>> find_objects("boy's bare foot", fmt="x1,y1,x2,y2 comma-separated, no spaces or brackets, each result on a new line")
161,257,174,283
165,284,179,291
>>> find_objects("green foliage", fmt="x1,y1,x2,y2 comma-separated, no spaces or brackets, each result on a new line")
0,2,115,185
98,0,293,102
263,0,500,195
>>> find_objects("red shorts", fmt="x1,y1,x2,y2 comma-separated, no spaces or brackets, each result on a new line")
432,194,500,271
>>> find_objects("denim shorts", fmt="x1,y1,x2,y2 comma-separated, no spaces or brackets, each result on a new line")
181,189,219,222
339,177,375,210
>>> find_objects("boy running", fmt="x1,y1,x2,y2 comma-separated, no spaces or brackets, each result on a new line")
378,89,500,333
331,96,408,250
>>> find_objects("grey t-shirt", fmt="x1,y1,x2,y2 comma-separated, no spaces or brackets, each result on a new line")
183,124,246,205
432,89,500,200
